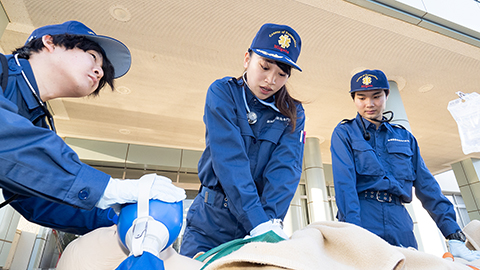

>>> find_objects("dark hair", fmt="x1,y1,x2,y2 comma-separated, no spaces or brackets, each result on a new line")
351,89,390,99
240,50,302,130
12,34,115,96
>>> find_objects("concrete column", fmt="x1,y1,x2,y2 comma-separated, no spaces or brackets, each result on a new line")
304,137,331,222
0,192,21,267
451,158,480,221
284,182,306,236
27,227,51,270
386,81,411,131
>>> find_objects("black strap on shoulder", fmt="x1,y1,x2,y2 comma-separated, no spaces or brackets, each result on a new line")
341,118,354,124
0,194,19,208
391,123,407,130
0,53,8,92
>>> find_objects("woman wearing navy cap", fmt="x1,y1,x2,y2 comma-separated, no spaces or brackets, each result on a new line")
180,23,306,258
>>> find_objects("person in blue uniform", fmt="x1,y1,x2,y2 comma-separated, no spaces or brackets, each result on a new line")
180,23,306,258
331,69,480,261
0,21,185,235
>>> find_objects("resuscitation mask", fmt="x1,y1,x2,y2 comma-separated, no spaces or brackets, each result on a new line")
117,199,183,256
114,174,184,270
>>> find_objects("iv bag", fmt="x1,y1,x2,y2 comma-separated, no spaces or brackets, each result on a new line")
447,92,480,155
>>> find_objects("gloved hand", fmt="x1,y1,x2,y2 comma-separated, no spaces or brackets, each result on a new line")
448,239,480,261
246,219,288,240
96,173,186,210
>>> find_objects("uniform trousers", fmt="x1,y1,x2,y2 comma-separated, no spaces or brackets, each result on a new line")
180,187,247,258
359,193,417,249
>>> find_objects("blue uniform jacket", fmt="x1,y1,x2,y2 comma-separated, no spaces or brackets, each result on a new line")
198,77,305,232
330,113,460,237
0,55,113,234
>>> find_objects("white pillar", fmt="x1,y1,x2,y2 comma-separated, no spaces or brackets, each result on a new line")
27,227,51,270
386,81,412,131
451,158,480,221
284,183,305,236
304,137,331,222
0,192,21,267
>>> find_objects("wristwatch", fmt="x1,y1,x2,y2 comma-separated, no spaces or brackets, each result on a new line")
446,230,466,242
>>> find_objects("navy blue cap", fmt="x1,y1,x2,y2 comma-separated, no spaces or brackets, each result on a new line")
25,21,131,79
350,69,389,93
250,23,302,71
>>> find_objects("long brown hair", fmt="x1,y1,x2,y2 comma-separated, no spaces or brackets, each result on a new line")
274,82,301,130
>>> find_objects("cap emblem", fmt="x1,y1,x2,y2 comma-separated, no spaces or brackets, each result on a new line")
357,74,379,88
362,75,372,86
278,34,291,49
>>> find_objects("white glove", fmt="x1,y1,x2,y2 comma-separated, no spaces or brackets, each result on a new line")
96,173,186,210
246,219,288,240
448,239,480,261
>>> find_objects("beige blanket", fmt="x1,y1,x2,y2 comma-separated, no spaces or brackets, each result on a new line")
57,221,474,270
203,221,470,270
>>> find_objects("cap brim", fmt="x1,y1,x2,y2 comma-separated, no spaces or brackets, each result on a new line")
252,48,302,72
349,87,389,93
85,35,131,79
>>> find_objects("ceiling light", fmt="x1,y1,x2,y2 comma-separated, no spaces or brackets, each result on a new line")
418,84,434,93
109,5,131,22
115,86,131,95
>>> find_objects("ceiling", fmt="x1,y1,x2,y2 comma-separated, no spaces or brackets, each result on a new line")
1,0,480,175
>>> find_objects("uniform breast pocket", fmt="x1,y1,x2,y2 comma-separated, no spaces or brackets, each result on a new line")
258,121,287,145
351,140,384,176
386,142,415,181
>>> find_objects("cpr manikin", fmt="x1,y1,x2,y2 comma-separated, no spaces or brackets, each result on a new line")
55,175,203,270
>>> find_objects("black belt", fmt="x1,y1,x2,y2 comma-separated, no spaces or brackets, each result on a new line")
360,190,402,205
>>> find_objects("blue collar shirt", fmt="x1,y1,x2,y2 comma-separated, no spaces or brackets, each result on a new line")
0,55,113,234
198,76,305,232
331,113,460,237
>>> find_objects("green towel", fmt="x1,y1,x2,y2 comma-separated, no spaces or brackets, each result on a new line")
196,231,285,269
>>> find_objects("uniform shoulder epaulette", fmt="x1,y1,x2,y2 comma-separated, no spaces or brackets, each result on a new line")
341,118,354,124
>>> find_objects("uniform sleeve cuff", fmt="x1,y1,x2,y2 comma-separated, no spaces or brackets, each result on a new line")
64,164,110,210
238,206,269,233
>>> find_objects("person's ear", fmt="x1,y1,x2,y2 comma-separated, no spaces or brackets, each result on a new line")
42,35,55,52
243,51,250,69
